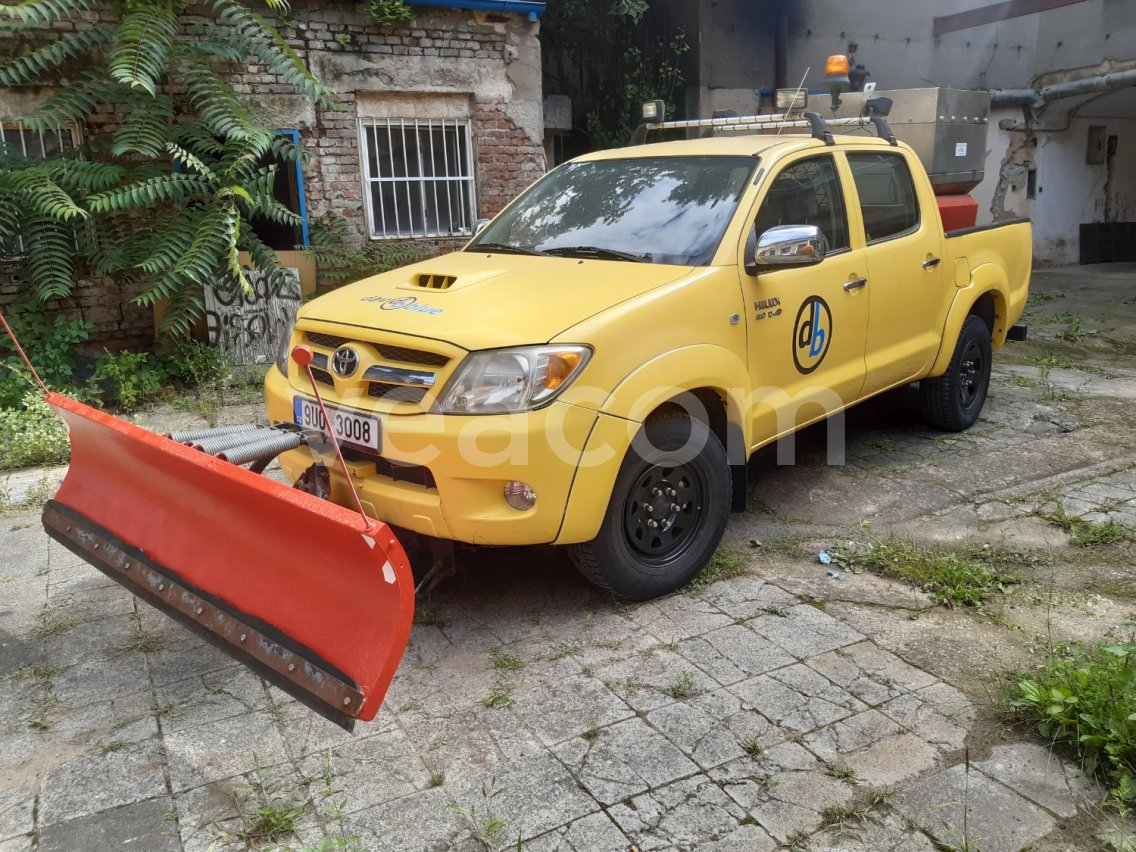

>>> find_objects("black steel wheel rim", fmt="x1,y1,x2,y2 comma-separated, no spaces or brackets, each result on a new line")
622,461,708,567
959,338,985,410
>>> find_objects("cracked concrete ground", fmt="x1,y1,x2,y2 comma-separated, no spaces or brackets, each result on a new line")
2,263,1135,851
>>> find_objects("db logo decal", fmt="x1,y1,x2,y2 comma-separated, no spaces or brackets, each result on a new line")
793,296,832,374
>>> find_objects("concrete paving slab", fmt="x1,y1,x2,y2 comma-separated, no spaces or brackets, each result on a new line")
37,797,180,852
451,751,598,842
731,663,867,734
163,709,290,793
37,739,168,826
974,742,1103,819
524,811,631,852
646,686,780,771
894,764,1056,852
711,743,856,843
606,774,749,850
552,716,700,807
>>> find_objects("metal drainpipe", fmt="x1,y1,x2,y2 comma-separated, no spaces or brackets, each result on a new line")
991,68,1136,109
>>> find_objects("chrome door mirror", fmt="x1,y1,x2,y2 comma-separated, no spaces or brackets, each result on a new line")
473,218,490,235
753,225,828,267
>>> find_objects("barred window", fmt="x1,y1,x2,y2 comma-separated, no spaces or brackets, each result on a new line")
359,118,476,239
0,123,78,158
1,123,80,256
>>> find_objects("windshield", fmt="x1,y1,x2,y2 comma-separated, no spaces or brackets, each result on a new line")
468,156,756,266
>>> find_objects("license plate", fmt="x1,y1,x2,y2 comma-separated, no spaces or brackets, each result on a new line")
293,398,382,453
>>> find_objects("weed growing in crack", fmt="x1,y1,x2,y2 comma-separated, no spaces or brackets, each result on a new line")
113,629,167,656
542,641,583,661
427,768,445,788
1038,504,1130,547
741,739,763,757
582,726,600,741
481,685,514,710
824,764,860,786
413,606,449,628
489,646,525,674
688,544,748,591
785,828,810,850
842,538,1019,610
28,608,77,640
450,784,510,851
664,670,698,700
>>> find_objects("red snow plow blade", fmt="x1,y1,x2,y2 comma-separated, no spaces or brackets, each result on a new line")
41,392,414,730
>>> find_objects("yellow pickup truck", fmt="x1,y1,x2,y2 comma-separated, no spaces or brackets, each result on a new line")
266,112,1031,601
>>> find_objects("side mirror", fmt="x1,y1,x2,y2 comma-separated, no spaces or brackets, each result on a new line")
750,225,828,272
473,218,490,235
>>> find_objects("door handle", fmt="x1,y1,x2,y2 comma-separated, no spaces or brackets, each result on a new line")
843,277,868,291
923,257,942,269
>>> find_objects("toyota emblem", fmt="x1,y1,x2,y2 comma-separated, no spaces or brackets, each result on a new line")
332,346,360,378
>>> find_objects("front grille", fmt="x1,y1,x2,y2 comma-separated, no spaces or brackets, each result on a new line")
368,382,427,404
310,368,334,386
374,345,449,368
307,332,350,349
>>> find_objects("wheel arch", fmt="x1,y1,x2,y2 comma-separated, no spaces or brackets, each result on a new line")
928,264,1010,377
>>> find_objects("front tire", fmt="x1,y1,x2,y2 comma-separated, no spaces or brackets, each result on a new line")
569,414,731,601
920,314,992,432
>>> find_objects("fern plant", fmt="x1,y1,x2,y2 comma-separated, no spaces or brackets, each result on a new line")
0,0,337,336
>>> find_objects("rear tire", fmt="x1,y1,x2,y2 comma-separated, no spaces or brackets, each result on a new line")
569,414,731,601
920,314,992,432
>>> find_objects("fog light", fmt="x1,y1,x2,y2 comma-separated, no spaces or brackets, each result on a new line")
504,481,536,511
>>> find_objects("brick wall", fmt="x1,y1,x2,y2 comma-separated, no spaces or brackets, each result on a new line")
0,1,546,348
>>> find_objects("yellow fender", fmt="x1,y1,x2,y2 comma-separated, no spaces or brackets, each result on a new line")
556,344,750,544
928,263,1011,377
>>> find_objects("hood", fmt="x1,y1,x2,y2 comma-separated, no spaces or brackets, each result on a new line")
299,251,694,351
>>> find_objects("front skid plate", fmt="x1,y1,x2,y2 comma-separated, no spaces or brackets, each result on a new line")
43,501,363,730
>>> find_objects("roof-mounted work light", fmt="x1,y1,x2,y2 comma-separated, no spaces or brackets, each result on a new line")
641,100,667,122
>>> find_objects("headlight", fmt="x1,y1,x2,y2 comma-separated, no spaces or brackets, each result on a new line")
434,345,592,414
275,316,298,376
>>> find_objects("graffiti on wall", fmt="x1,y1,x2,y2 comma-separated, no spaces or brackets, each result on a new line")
205,269,302,366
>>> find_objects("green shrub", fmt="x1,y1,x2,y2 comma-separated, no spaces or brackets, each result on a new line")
1008,636,1136,802
0,392,69,470
0,308,92,407
157,340,229,389
93,350,163,410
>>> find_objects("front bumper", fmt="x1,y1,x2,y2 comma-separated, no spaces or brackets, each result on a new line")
265,367,603,546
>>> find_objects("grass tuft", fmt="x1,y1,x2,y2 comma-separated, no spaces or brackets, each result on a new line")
664,670,698,700
688,544,748,591
480,685,514,710
488,646,525,674
846,539,1018,610
1038,504,1130,547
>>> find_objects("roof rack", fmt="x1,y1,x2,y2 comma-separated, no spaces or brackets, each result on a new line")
629,98,898,148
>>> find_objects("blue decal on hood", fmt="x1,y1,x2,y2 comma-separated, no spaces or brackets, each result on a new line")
361,295,444,315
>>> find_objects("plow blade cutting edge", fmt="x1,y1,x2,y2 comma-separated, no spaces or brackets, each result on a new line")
41,392,415,730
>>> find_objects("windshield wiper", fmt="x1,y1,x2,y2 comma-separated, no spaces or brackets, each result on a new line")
472,242,551,257
542,245,651,263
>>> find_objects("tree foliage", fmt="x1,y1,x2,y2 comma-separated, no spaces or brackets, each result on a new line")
0,0,336,336
541,0,687,150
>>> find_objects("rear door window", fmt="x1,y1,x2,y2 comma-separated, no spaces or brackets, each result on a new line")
847,153,920,243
